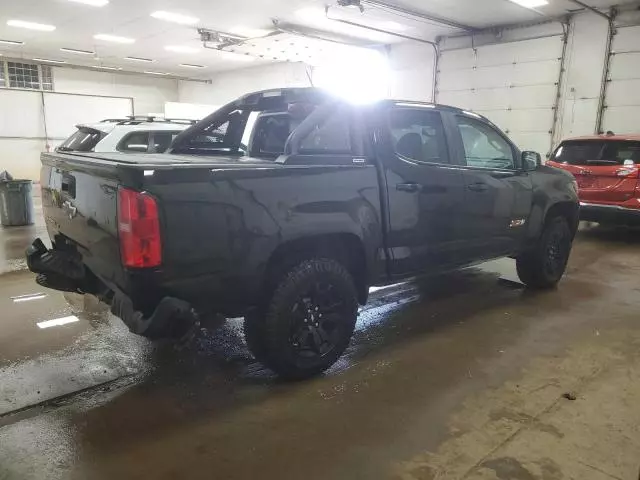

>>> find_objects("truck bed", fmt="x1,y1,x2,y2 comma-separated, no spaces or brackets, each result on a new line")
38,150,383,319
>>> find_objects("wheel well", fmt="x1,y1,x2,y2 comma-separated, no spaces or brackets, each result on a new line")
264,233,368,304
546,201,579,236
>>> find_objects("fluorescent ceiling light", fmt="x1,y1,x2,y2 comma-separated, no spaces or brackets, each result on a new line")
94,33,135,44
165,45,200,54
61,47,95,55
179,63,206,68
378,20,407,31
93,65,122,70
68,0,109,5
144,71,170,75
508,0,548,7
151,11,199,25
125,56,154,62
0,39,24,45
37,315,80,329
33,58,66,64
7,20,56,32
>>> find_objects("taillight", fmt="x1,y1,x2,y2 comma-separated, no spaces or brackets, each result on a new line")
117,187,162,268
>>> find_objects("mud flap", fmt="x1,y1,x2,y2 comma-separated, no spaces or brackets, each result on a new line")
110,293,196,339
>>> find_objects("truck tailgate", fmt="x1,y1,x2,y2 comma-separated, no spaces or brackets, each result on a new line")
41,153,124,287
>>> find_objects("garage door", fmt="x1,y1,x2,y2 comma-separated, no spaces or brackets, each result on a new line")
436,35,564,156
602,25,640,134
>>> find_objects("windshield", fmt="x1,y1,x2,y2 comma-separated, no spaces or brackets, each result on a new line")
57,127,105,152
551,140,640,166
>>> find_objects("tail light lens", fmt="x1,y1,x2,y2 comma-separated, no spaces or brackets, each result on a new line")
117,187,162,268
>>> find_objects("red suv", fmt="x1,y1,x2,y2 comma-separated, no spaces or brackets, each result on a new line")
547,134,640,224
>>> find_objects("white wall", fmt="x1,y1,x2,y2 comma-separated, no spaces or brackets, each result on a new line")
434,9,640,151
53,67,179,115
179,62,311,106
387,42,436,102
0,67,180,180
556,13,610,140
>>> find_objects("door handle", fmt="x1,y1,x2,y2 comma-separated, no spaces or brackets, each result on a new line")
396,182,420,193
467,182,488,192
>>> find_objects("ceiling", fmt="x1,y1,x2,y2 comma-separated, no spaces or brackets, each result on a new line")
0,0,630,80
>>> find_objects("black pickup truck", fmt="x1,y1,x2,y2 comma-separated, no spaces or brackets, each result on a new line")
27,88,579,378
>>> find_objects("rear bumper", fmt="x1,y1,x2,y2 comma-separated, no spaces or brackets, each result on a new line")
580,202,640,225
26,238,195,338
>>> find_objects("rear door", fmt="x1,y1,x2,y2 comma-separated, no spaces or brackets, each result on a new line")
376,105,467,275
549,140,640,205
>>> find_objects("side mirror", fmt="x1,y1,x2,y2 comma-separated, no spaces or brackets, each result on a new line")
623,159,635,166
522,151,541,171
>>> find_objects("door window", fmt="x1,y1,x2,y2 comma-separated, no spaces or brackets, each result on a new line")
457,116,515,169
299,108,352,155
389,108,448,164
117,132,150,153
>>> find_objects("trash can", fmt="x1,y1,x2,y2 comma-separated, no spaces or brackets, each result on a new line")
0,180,34,227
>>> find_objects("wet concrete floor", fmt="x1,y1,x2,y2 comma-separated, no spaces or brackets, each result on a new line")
0,205,639,479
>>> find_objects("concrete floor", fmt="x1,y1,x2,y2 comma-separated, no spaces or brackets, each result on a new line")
0,200,639,480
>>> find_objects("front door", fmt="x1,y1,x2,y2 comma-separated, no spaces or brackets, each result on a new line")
451,114,533,259
376,106,467,276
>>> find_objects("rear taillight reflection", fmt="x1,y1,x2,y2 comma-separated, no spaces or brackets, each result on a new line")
117,187,162,268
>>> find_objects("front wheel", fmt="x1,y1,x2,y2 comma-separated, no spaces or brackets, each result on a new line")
245,257,358,380
516,216,572,289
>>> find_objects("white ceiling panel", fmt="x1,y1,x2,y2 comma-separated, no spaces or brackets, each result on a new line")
378,0,626,29
0,0,630,81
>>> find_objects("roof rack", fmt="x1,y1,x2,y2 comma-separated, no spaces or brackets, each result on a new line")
99,116,197,126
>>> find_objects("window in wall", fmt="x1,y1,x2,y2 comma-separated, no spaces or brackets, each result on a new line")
41,65,53,91
389,108,448,164
456,116,515,169
8,62,40,89
4,61,54,90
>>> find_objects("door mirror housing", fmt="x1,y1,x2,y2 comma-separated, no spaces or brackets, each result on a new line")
522,151,541,171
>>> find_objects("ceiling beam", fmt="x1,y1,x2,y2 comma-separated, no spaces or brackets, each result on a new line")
566,0,611,20
360,0,477,32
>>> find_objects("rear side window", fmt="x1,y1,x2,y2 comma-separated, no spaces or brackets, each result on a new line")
299,109,352,155
250,114,292,159
118,132,150,153
152,131,182,153
57,128,104,152
389,108,448,164
552,140,640,166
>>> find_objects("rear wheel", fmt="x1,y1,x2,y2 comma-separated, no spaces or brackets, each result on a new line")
516,216,572,289
244,257,358,379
